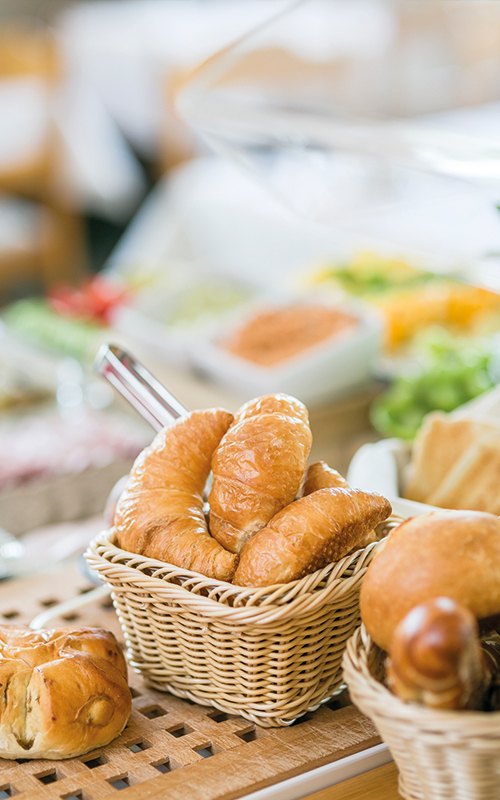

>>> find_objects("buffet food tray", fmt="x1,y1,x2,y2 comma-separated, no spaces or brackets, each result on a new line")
0,458,135,536
0,562,390,800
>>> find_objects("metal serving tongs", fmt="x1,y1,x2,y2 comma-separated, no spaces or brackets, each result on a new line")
30,344,188,629
93,343,189,430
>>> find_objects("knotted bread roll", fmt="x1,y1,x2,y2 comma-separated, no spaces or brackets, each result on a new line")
0,625,131,759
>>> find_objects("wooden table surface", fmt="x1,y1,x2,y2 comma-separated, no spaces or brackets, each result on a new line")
0,561,402,800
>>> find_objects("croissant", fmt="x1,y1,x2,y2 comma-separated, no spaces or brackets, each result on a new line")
300,462,377,549
114,408,238,581
208,394,313,554
300,461,348,496
386,597,500,711
233,487,392,586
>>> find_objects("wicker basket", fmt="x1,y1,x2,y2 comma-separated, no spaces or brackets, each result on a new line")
85,516,401,728
343,625,500,800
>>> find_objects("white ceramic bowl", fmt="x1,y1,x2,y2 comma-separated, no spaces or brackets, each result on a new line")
190,296,384,407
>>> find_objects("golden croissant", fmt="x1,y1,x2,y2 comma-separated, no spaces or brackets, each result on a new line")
300,462,376,549
300,460,349,496
233,487,392,586
114,408,238,581
208,393,313,554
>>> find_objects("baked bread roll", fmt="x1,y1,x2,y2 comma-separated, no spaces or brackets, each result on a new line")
0,625,131,759
233,487,392,586
386,597,486,710
208,394,313,554
114,408,238,581
360,510,500,652
300,461,348,496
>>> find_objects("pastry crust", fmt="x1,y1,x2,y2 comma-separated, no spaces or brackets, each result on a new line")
0,625,131,759
233,487,392,587
114,408,238,581
208,394,313,554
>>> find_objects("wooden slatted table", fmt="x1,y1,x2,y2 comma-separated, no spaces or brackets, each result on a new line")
0,561,400,800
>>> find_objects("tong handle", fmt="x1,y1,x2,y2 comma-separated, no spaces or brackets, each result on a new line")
94,344,188,430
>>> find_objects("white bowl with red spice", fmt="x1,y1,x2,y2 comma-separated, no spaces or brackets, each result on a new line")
191,295,384,406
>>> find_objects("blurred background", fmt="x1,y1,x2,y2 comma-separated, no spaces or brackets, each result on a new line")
3,0,500,578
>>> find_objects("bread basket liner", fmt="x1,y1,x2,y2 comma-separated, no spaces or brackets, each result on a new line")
86,515,401,727
343,625,500,800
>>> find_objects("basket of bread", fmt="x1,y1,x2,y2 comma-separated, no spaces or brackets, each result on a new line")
86,392,398,727
343,509,500,800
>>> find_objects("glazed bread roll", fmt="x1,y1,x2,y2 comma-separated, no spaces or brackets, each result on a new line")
386,597,486,710
114,408,238,581
0,625,131,759
208,394,313,554
233,487,392,587
360,510,500,652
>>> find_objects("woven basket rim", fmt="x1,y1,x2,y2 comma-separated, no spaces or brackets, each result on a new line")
86,515,403,622
343,625,500,733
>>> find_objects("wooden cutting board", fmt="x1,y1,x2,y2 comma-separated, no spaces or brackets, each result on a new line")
0,562,382,800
